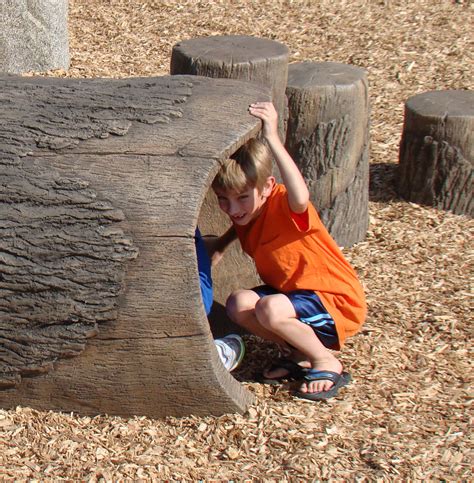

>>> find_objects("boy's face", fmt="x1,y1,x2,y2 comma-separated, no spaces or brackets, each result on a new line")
214,177,274,226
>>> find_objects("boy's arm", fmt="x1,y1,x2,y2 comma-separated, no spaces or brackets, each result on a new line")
248,102,309,214
202,226,237,266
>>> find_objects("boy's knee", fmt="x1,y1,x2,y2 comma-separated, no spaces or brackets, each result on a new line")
255,297,279,328
226,289,255,318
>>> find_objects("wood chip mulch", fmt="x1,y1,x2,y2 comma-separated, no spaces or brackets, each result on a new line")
1,0,473,480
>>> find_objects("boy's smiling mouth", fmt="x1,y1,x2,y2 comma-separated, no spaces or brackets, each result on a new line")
231,213,247,223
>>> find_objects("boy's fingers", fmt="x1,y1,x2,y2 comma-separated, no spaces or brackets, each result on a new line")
249,101,270,109
249,105,268,112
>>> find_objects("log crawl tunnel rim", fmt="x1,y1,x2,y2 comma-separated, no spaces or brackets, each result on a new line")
0,74,271,418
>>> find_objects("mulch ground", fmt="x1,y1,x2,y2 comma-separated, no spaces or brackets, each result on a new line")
1,0,473,480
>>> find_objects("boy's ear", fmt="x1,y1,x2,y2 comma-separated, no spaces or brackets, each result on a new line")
261,176,275,198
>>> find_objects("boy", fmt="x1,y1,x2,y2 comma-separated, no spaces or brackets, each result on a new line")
211,102,366,401
195,227,245,372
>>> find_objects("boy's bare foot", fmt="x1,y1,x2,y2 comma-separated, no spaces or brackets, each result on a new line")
298,355,343,394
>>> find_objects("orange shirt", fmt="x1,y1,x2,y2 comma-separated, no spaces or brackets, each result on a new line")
234,183,366,348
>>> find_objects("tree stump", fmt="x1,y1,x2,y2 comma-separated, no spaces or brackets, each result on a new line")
171,35,290,309
398,90,473,216
0,0,69,74
285,62,370,247
0,74,270,418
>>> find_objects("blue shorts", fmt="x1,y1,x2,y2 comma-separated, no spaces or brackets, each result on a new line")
252,285,339,349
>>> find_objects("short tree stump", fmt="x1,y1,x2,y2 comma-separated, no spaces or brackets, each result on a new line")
170,35,289,136
285,62,370,247
398,90,473,216
0,0,69,73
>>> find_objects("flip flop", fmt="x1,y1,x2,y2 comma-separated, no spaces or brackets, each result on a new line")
258,358,307,385
293,370,351,401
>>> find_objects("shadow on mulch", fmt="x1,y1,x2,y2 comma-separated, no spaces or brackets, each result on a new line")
231,335,282,384
369,162,401,203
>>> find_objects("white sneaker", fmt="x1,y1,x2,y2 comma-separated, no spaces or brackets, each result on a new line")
214,334,245,372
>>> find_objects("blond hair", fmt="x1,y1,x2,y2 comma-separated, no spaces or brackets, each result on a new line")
212,138,273,193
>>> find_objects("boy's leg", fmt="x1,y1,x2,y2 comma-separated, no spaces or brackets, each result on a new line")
255,294,342,394
226,289,287,346
195,227,213,316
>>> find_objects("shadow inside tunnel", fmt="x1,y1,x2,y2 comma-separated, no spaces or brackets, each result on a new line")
208,301,246,339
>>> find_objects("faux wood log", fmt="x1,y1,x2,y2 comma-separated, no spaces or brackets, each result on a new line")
0,0,69,74
171,35,290,309
0,74,270,417
285,62,370,247
398,90,473,216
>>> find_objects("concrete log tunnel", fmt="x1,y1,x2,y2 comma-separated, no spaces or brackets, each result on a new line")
0,74,270,418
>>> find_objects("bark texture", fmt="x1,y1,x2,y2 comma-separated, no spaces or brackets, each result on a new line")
398,90,473,216
285,62,370,247
0,74,268,417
